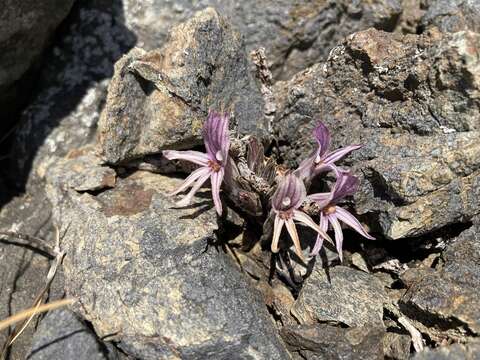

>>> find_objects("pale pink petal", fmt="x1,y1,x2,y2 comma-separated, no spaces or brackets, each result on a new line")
307,192,332,209
175,171,211,207
311,212,328,255
293,210,333,245
335,207,375,240
285,218,304,262
271,215,285,253
163,150,210,166
329,214,344,262
323,144,362,164
169,167,211,196
211,168,224,215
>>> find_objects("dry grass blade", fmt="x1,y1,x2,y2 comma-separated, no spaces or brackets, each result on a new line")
0,230,55,257
0,299,74,332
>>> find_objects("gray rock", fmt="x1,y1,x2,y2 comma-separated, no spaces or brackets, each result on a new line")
11,0,136,187
422,0,480,33
400,225,480,343
0,186,55,359
291,265,386,328
27,309,107,360
122,0,402,81
412,342,480,360
281,324,385,360
45,161,290,359
97,8,266,165
0,0,74,133
273,28,480,239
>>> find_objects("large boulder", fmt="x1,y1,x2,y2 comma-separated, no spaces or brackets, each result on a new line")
121,0,402,80
45,153,290,359
97,8,266,165
273,28,480,239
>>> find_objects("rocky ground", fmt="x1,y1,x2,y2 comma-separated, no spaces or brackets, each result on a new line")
0,0,479,359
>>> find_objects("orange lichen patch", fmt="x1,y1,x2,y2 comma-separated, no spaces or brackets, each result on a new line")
101,184,154,217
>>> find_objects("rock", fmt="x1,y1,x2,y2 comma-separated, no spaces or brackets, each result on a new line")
97,8,266,165
27,309,108,360
122,0,402,80
273,28,480,239
0,187,56,359
400,225,480,343
11,0,136,187
45,162,290,359
421,0,480,33
0,0,74,134
382,332,411,360
412,342,480,360
291,265,386,328
281,324,385,360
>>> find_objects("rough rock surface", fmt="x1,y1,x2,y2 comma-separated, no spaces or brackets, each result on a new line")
45,160,290,359
400,225,480,343
97,8,266,165
421,0,480,33
27,309,108,360
0,0,74,133
10,0,136,187
291,265,386,328
281,324,385,360
273,28,480,239
412,342,480,360
122,0,403,80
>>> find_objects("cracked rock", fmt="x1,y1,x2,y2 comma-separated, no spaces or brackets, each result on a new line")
97,8,266,165
45,163,290,359
273,28,480,239
291,265,387,328
400,224,480,343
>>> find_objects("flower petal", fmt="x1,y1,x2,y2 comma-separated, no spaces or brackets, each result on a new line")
272,174,306,211
323,144,362,165
332,171,359,202
310,212,329,255
163,150,209,166
271,215,285,253
203,111,230,165
313,121,331,157
169,166,211,196
175,170,211,207
329,214,344,262
335,207,375,240
307,192,332,209
211,168,224,215
293,210,333,245
285,218,304,262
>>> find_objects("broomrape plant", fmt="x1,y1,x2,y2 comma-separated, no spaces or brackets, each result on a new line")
163,112,374,262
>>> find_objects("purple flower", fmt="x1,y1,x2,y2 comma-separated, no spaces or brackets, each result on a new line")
295,121,362,180
163,111,230,215
271,173,332,261
308,170,374,261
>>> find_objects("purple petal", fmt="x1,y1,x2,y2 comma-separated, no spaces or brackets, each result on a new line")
332,171,359,201
307,192,332,209
211,168,224,215
335,207,375,240
272,174,306,211
285,218,304,261
163,150,209,166
323,144,362,165
329,214,344,262
203,111,230,165
293,156,316,180
175,170,211,207
311,213,329,256
293,210,333,245
313,121,331,157
271,215,285,253
169,166,211,196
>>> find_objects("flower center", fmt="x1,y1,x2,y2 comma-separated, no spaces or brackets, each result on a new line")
279,210,293,220
282,197,291,207
208,160,221,172
215,151,224,162
323,204,336,215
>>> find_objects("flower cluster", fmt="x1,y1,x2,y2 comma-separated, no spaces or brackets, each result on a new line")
163,112,374,262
